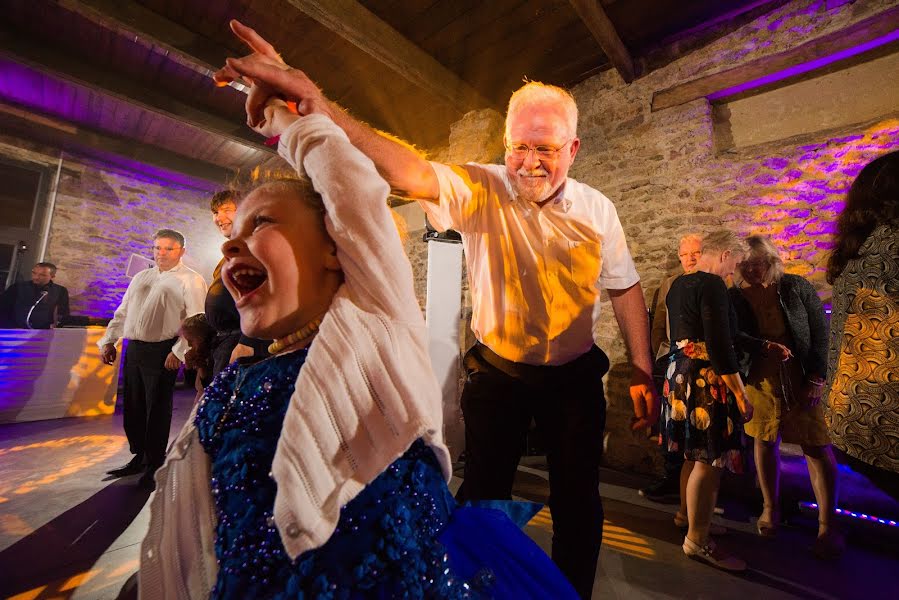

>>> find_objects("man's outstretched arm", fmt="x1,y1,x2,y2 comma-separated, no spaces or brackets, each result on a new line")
214,20,440,202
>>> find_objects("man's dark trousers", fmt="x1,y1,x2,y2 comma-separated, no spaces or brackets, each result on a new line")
458,343,609,599
122,338,178,469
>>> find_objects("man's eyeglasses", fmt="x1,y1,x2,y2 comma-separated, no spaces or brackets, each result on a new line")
678,251,702,260
152,245,182,253
505,139,574,160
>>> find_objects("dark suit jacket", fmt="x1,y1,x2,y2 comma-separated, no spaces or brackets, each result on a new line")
0,280,70,328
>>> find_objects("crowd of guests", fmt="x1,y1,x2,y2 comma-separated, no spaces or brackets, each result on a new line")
13,18,895,599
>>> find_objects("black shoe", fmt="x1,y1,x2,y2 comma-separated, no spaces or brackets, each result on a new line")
638,473,680,503
107,457,144,478
138,466,159,489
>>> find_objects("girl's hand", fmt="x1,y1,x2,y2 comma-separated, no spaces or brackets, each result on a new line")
250,97,300,138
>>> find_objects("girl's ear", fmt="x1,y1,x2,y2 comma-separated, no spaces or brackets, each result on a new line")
324,243,341,271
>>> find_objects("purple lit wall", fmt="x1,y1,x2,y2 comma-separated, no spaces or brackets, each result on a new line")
39,152,223,318
719,119,899,290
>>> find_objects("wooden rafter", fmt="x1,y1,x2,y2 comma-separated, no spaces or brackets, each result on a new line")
58,0,226,79
0,26,271,156
568,0,636,83
0,101,232,187
651,4,899,111
283,0,493,111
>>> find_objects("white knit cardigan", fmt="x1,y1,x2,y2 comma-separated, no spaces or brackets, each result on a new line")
138,115,451,599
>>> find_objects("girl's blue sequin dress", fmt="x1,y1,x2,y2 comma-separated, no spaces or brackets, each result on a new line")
197,349,576,599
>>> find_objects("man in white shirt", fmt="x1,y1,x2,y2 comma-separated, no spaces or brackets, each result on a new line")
100,229,207,487
216,22,658,598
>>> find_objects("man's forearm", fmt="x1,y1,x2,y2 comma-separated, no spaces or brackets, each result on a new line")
609,282,654,375
328,104,439,201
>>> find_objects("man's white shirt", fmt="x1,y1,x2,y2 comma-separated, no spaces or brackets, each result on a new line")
98,261,208,361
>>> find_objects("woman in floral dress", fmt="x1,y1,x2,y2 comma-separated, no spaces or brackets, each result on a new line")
662,229,755,572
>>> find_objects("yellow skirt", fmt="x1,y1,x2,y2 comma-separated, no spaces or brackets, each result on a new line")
744,378,830,446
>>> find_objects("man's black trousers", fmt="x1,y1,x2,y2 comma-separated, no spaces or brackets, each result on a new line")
458,343,609,599
122,338,178,469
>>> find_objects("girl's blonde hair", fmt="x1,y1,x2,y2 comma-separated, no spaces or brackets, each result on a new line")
239,173,408,241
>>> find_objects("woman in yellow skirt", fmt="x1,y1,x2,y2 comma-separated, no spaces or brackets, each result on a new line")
730,235,842,558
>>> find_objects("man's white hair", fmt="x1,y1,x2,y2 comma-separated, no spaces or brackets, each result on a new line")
680,233,703,247
505,81,578,140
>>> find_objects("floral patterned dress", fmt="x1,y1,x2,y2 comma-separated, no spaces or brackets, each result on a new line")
662,272,746,472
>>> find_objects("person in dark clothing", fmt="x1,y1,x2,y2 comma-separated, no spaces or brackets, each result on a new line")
0,262,69,329
206,190,269,376
641,233,703,502
662,229,754,572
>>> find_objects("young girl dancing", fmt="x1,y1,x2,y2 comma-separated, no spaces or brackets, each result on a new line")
137,73,576,597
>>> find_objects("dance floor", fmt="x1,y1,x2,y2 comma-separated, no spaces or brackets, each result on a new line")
1,390,897,599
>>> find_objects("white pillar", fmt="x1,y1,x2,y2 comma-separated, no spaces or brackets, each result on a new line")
425,239,465,460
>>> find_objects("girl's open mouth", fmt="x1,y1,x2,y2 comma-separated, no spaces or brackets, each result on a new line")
227,265,268,299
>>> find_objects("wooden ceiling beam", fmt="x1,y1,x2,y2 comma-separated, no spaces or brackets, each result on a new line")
638,0,793,75
0,101,233,188
568,0,636,83
57,0,227,79
651,4,899,111
0,26,272,156
283,0,493,111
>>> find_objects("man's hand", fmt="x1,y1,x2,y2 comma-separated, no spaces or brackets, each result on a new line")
164,352,182,371
101,343,117,365
630,369,660,431
213,20,334,124
229,342,255,364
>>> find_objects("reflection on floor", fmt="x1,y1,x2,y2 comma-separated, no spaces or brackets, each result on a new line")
1,390,897,599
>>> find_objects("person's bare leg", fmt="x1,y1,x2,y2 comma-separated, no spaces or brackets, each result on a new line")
677,459,694,522
686,461,722,545
803,443,843,555
754,436,781,533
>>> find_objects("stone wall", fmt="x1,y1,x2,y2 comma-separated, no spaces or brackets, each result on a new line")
408,0,899,473
0,134,222,318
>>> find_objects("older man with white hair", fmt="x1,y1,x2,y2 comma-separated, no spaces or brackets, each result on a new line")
216,21,658,598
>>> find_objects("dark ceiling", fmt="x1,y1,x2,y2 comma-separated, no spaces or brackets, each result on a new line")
0,0,788,188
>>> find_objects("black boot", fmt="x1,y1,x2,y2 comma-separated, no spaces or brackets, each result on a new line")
138,463,161,489
638,471,681,503
107,456,144,477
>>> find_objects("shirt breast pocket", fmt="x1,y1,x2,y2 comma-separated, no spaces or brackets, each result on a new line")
567,241,601,292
